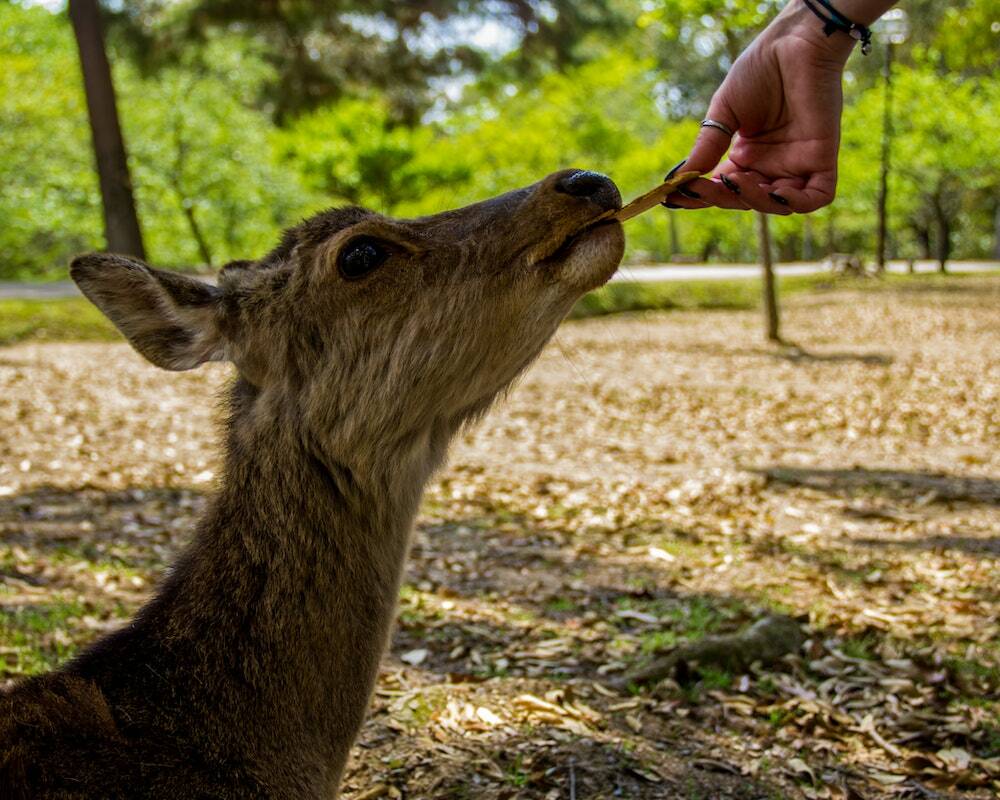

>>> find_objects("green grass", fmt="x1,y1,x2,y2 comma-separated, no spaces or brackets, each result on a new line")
0,298,117,346
570,269,1000,320
0,598,88,674
570,276,786,318
840,633,881,661
0,594,136,677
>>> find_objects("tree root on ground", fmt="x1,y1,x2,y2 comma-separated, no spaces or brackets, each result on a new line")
622,614,808,687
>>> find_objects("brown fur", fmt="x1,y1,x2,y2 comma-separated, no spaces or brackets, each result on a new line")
0,170,624,798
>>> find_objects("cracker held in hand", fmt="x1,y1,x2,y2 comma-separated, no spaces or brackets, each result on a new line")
603,171,700,222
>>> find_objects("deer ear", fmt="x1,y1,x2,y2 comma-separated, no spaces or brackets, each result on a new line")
71,254,228,371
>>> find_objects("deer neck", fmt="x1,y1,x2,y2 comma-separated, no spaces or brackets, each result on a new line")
80,379,451,793
206,381,446,734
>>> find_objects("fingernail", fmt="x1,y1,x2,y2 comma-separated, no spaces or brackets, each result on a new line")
769,192,789,206
662,202,683,209
664,160,687,181
678,185,702,200
720,175,741,195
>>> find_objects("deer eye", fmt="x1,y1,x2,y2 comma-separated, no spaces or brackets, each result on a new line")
339,237,390,280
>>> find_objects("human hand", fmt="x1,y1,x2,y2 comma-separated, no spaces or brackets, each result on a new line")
665,1,858,215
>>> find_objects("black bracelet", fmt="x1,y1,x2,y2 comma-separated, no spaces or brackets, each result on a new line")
801,0,873,54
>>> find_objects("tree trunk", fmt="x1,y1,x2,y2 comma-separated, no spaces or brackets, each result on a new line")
825,210,837,256
802,216,814,262
913,221,932,260
169,115,212,267
667,211,679,260
875,42,895,273
69,0,145,259
182,204,213,267
930,194,951,273
757,212,780,343
935,212,950,273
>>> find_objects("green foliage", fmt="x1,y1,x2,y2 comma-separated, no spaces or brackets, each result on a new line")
0,299,118,346
396,53,761,261
2,0,997,279
138,0,622,122
909,0,999,76
117,38,308,267
840,67,1000,261
0,3,101,279
637,0,786,110
275,97,469,212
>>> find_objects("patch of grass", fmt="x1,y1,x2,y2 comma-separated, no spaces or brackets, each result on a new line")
978,722,1000,759
47,543,153,579
768,708,791,728
545,596,576,614
0,298,117,346
570,270,1000,319
840,634,880,661
501,754,530,787
616,596,740,643
947,655,1000,691
698,666,733,691
672,597,735,638
0,598,88,674
640,629,678,654
399,688,450,728
571,274,833,318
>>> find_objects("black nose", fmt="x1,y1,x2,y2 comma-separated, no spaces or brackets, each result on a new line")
556,170,622,212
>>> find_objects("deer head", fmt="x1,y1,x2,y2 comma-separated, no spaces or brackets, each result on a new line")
71,169,624,482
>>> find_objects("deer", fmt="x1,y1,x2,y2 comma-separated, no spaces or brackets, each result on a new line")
0,169,625,799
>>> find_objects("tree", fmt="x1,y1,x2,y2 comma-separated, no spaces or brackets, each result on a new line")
117,38,308,269
841,67,1000,271
123,0,623,123
0,2,101,279
274,97,468,212
68,0,145,258
637,0,784,113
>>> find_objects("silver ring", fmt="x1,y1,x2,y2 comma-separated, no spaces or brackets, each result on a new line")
701,118,735,137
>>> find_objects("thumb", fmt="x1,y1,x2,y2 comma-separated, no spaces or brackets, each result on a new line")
684,97,739,176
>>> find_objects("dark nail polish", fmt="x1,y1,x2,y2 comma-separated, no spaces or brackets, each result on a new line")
662,202,683,210
678,185,702,200
664,160,687,181
720,175,741,195
769,192,789,206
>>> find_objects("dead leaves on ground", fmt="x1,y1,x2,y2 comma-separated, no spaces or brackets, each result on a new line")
2,281,999,797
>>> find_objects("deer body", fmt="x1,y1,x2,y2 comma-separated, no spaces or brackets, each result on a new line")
0,170,625,798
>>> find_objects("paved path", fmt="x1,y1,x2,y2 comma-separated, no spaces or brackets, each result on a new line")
1,261,997,299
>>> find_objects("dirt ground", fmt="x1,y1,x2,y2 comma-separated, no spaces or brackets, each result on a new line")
1,278,998,799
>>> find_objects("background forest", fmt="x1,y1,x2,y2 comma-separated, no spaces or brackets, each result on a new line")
1,0,998,279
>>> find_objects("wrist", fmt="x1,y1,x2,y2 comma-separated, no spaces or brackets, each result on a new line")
818,0,896,26
770,0,859,64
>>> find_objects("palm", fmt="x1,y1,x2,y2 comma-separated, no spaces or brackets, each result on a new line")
672,22,850,214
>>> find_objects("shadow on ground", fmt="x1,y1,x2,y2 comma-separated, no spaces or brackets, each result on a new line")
756,465,1000,505
771,344,894,366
